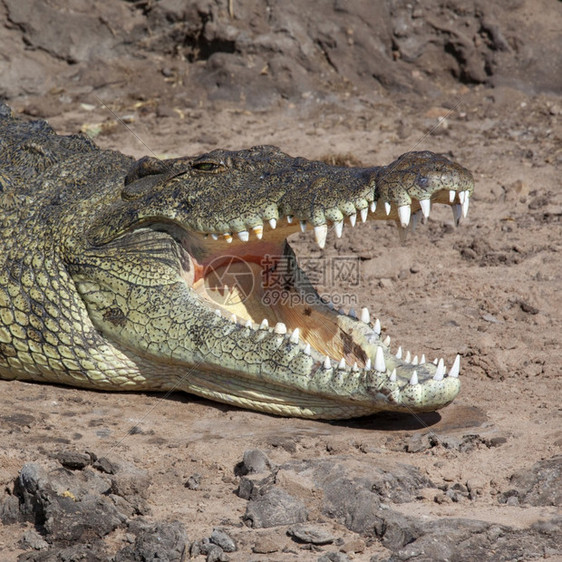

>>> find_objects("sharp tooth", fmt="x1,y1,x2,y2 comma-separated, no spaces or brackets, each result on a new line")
462,195,470,218
410,370,419,385
458,191,466,204
390,369,397,382
420,354,426,364
433,358,439,365
384,201,391,215
365,357,372,370
338,358,346,370
314,224,328,249
396,346,402,359
211,233,219,240
300,220,307,232
245,319,253,328
412,355,419,365
360,307,370,324
237,230,249,242
269,218,277,229
334,221,344,238
370,201,377,213
352,362,359,372
374,346,386,372
449,190,456,203
349,212,357,227
405,350,411,363
452,204,462,226
360,207,368,222
419,199,430,219
349,308,357,319
304,343,311,355
448,354,461,378
323,356,332,369
214,309,222,317
286,215,293,223
260,319,269,329
274,322,287,334
398,205,411,227
224,233,233,243
434,358,445,380
252,225,263,239
231,314,237,323
373,318,381,335
383,335,391,346
290,328,300,344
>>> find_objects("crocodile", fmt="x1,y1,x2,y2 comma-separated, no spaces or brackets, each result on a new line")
0,104,473,419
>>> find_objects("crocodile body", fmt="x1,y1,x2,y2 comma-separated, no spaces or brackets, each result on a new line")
0,104,473,419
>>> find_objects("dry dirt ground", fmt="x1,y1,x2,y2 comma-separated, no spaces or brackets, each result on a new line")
0,1,561,561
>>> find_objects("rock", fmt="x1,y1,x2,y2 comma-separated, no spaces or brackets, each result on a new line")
185,473,202,490
237,472,275,500
19,529,49,550
210,528,237,552
244,487,308,528
54,450,92,470
236,449,273,476
252,536,280,553
287,523,335,545
317,553,350,562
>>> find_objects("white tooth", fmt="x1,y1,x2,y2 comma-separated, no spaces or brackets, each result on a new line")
420,354,426,364
449,190,456,203
260,319,269,329
448,354,461,378
383,335,391,346
338,308,345,315
398,205,411,227
286,215,293,224
274,322,287,334
304,343,311,355
405,350,411,363
396,346,402,359
245,319,253,328
370,201,377,213
452,204,462,226
349,308,357,319
214,309,222,317
290,328,300,344
269,218,277,229
338,358,346,370
462,195,470,218
211,233,219,240
252,225,263,239
352,362,359,372
434,358,445,381
373,318,381,335
334,220,344,238
224,233,233,243
231,314,237,323
374,346,386,372
410,370,419,385
237,230,249,242
314,224,328,249
323,356,331,369
300,220,307,232
390,369,397,382
419,199,430,219
412,355,419,365
365,358,372,370
360,207,368,222
349,213,357,227
458,191,466,204
360,307,370,324
384,201,391,215
433,358,439,365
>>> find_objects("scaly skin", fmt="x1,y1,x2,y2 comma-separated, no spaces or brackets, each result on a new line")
0,104,474,419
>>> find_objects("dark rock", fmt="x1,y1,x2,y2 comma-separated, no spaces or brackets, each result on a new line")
288,524,335,545
317,553,350,562
244,487,308,528
210,528,237,552
185,473,202,490
237,472,275,500
18,529,48,550
54,450,92,470
235,449,273,476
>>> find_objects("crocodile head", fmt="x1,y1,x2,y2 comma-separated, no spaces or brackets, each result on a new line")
72,146,473,419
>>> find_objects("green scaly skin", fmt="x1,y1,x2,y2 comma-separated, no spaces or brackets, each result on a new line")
0,104,474,419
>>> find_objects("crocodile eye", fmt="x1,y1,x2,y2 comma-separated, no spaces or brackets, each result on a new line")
416,175,429,189
192,161,225,172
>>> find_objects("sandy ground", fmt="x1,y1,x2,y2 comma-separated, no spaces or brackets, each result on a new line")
0,1,561,560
